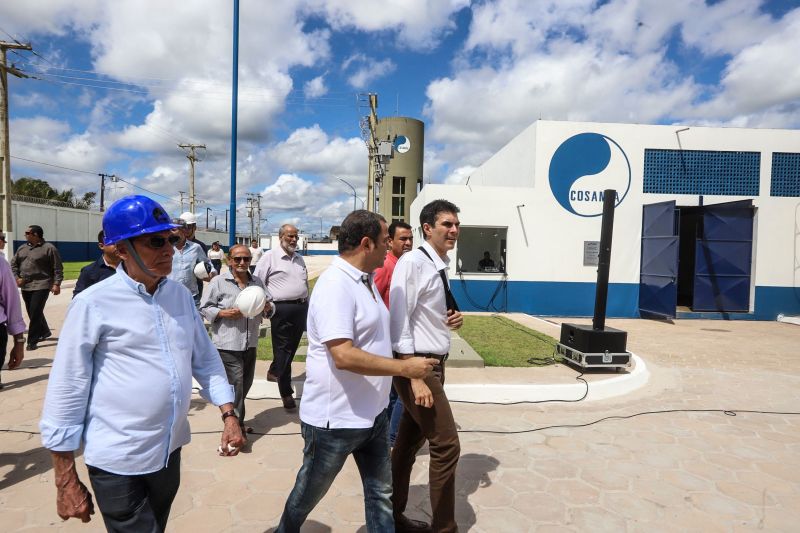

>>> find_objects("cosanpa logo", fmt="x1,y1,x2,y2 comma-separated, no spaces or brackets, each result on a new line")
548,132,631,217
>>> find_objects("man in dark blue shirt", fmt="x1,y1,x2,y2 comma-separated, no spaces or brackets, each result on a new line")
73,231,121,298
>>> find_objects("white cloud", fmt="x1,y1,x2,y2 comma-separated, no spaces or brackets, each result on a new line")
685,8,800,126
341,54,396,89
304,0,469,50
303,75,328,98
260,173,314,211
423,0,800,169
270,124,366,177
444,165,476,185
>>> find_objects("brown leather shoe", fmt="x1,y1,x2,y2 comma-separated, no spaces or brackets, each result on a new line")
395,514,431,532
267,372,278,382
282,395,296,409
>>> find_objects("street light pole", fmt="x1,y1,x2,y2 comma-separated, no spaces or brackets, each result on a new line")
337,177,357,212
205,207,212,229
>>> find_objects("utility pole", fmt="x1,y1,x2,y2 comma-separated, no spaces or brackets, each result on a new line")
178,143,205,212
366,94,378,211
256,193,262,242
1,40,32,241
98,173,116,211
246,194,253,242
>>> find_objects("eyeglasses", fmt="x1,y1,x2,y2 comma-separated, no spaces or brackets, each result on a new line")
140,234,181,249
231,256,252,263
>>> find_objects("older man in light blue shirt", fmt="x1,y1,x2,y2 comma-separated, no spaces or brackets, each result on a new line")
40,196,243,531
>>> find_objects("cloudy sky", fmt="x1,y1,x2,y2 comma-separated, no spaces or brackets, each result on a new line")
3,0,799,235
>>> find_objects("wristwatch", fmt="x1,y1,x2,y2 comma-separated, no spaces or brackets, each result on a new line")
221,409,238,422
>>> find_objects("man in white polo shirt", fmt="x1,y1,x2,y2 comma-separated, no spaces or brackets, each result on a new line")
276,210,438,533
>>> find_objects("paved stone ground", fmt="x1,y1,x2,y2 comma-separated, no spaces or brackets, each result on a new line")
1,272,799,531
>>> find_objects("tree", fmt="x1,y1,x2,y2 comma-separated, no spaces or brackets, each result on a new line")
12,177,96,210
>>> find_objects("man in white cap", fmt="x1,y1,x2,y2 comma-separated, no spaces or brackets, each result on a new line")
168,218,216,307
179,211,208,253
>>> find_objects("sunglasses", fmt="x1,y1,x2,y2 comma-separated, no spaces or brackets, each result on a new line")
140,234,181,249
24,231,32,235
0,235,5,241
231,256,252,263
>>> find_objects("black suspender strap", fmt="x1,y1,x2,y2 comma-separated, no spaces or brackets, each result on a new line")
418,246,460,313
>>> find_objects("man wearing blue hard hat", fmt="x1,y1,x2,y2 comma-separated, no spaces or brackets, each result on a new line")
40,195,244,531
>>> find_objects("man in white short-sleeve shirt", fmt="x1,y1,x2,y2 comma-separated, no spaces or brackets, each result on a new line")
276,210,438,533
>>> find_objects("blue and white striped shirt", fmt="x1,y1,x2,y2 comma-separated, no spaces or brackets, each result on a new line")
40,265,234,475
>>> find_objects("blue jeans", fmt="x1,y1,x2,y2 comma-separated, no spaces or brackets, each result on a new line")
277,410,393,533
388,386,404,445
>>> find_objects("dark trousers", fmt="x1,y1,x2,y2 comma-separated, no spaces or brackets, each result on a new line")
392,363,460,533
0,323,7,380
87,448,181,533
218,347,257,428
21,289,50,344
269,301,308,397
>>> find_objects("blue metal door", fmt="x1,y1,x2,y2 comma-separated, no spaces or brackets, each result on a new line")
692,200,754,312
639,201,679,318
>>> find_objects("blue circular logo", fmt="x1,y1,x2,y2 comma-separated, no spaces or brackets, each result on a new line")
548,133,631,217
393,135,411,154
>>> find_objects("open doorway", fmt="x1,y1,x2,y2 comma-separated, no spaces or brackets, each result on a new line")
640,200,755,317
676,205,701,310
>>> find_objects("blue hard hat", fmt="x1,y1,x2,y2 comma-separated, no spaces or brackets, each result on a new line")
102,195,179,245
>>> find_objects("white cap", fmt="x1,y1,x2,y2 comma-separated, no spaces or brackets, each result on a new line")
179,211,197,225
235,286,268,318
194,261,211,280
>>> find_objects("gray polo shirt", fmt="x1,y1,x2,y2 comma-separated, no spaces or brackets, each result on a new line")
199,271,269,351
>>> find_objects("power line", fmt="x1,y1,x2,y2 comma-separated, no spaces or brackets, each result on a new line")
9,155,180,204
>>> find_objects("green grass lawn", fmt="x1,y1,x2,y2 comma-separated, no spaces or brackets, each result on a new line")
253,277,557,368
458,315,558,367
63,261,92,281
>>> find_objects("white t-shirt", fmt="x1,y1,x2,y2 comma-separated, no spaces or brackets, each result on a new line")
300,256,392,429
249,245,264,264
207,249,224,261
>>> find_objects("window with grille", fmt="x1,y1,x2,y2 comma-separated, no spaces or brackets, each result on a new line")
392,197,405,218
643,149,760,196
771,152,800,197
392,176,405,195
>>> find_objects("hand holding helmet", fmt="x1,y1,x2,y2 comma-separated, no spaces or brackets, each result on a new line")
235,286,271,318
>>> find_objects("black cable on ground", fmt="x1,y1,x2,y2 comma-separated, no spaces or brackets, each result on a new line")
4,409,800,438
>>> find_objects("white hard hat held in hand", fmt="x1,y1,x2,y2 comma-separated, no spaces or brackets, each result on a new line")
236,286,268,318
194,261,212,280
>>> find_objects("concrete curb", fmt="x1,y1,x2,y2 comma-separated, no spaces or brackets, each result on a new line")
443,353,649,403
226,353,649,404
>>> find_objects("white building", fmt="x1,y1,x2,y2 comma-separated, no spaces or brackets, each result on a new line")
411,120,800,320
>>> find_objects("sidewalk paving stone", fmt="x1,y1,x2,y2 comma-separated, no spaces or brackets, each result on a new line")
2,281,800,531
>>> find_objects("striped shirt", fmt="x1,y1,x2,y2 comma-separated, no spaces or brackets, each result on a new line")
200,271,271,351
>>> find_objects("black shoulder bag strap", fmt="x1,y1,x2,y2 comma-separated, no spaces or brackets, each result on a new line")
418,246,460,313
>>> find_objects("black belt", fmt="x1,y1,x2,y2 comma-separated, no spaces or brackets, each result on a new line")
416,352,448,363
276,298,308,304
